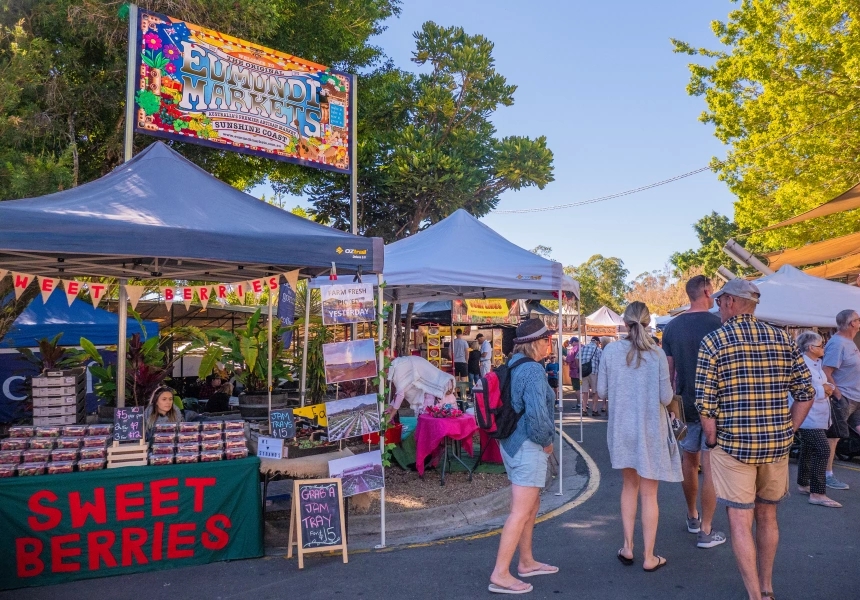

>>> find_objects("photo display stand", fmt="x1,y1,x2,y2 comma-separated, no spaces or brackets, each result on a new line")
287,478,348,569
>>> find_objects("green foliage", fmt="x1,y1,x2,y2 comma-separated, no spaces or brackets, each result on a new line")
306,323,335,404
669,211,739,276
566,255,629,315
287,22,555,240
673,1,860,251
16,334,83,372
135,90,161,116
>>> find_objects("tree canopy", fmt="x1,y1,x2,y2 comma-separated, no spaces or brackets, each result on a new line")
669,211,739,276
673,1,860,252
566,255,629,316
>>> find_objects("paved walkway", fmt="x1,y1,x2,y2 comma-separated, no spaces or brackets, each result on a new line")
5,415,859,599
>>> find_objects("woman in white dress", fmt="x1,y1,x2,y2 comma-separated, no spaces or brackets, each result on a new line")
597,301,682,572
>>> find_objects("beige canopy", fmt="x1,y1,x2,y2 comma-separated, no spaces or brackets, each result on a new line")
765,230,860,270
759,180,860,232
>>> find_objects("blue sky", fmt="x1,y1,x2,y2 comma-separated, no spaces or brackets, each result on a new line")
265,0,737,279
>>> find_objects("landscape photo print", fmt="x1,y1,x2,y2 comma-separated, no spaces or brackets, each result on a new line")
328,450,385,497
322,339,378,384
324,394,380,441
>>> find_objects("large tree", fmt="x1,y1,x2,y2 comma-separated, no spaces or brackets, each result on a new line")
673,1,860,251
566,255,629,316
286,22,555,240
0,0,399,200
626,266,703,316
669,211,739,276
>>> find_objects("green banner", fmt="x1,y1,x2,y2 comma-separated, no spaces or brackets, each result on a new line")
0,457,263,590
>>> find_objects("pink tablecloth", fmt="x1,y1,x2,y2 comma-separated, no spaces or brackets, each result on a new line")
415,414,477,476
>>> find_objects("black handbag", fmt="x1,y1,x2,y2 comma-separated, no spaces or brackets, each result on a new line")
827,395,851,439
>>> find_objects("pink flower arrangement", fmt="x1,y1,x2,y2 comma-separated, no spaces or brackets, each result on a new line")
427,404,463,419
143,32,162,50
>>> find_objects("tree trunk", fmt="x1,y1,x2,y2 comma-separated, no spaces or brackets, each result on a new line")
403,302,415,355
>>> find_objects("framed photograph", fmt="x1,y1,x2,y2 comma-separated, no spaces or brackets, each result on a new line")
324,394,380,441
322,339,378,384
320,284,375,325
328,450,385,497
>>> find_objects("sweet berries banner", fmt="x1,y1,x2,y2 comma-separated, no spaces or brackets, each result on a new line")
134,10,352,173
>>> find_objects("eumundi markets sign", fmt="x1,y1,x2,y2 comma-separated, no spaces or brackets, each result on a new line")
134,10,352,173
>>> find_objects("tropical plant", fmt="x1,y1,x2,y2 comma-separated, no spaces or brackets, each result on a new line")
306,322,335,404
198,308,292,394
16,334,82,372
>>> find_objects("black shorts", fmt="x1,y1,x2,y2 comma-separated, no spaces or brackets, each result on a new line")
548,378,558,389
454,362,468,377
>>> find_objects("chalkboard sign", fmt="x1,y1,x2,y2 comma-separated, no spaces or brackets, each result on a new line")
113,406,144,441
287,479,348,568
270,409,296,439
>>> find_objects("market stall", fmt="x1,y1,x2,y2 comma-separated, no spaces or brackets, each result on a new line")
585,306,626,339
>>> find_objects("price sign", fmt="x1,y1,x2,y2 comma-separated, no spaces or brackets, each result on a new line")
287,479,348,568
257,436,283,459
270,409,296,439
113,406,144,442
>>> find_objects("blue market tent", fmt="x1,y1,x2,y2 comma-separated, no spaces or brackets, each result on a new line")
0,141,383,281
1,293,158,348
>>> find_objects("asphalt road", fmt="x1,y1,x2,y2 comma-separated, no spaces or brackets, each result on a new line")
5,416,860,599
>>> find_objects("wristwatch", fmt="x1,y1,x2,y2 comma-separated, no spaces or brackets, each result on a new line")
705,440,718,449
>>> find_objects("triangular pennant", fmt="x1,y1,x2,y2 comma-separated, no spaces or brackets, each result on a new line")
283,270,300,292
249,278,265,298
88,282,108,308
329,262,338,280
10,272,34,300
62,280,81,306
161,287,175,311
234,281,249,305
212,284,229,302
196,285,210,309
125,285,145,310
266,276,280,292
180,286,194,310
0,269,7,283
37,276,58,303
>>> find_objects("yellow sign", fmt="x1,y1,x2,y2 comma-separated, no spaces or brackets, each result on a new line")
293,403,328,426
464,299,509,318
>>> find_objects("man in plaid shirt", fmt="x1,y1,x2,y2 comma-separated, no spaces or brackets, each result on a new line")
580,337,603,415
695,278,814,600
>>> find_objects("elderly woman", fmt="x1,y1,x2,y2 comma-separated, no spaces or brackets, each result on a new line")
598,301,682,572
489,319,558,594
794,331,841,508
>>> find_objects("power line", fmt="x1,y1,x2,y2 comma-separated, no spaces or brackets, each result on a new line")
493,104,858,215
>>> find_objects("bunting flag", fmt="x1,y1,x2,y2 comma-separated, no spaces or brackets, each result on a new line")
212,284,229,302
266,275,280,291
249,278,265,297
161,287,175,311
196,285,211,309
0,270,7,283
62,280,81,306
283,270,300,292
180,286,194,310
125,285,145,310
37,276,58,303
88,282,108,308
329,262,337,280
234,281,249,305
10,272,34,300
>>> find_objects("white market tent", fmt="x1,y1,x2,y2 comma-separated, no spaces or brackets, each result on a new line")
751,265,860,327
586,306,625,327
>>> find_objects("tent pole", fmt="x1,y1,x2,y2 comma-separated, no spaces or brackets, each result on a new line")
117,280,128,408
579,298,584,443
267,288,273,415
555,284,563,496
123,4,138,163
299,282,311,407
376,273,386,549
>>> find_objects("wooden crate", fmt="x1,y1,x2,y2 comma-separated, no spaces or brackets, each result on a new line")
107,440,148,468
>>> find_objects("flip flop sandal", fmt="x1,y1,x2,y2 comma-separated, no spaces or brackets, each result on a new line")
761,592,776,599
517,564,559,577
643,556,667,572
617,550,634,566
488,582,533,595
809,498,842,508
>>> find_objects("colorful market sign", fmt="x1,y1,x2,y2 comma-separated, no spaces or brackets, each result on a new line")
134,10,352,173
464,299,510,318
0,458,263,590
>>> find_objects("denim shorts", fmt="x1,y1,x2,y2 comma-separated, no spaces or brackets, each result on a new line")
501,440,549,488
679,421,709,454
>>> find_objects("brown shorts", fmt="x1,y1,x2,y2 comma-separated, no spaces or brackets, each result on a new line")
710,446,788,509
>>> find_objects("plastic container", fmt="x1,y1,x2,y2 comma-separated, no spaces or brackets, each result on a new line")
179,422,200,433
201,441,223,451
62,425,88,437
55,437,82,449
175,452,199,464
9,426,35,438
83,435,111,447
0,450,23,464
28,438,55,450
151,443,175,455
152,433,176,445
201,432,222,442
79,447,107,460
77,458,106,471
201,422,223,432
18,462,47,476
225,447,248,460
0,463,16,477
86,424,113,436
153,422,179,433
47,461,75,474
224,439,246,450
200,450,222,462
176,442,199,453
34,426,62,437
224,430,245,440
0,438,28,451
177,433,199,443
23,449,52,462
149,453,174,466
224,420,245,431
51,448,78,462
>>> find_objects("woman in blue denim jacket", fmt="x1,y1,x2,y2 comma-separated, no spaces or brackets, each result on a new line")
489,319,558,595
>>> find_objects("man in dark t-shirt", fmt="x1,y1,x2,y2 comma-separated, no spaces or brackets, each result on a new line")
662,275,725,550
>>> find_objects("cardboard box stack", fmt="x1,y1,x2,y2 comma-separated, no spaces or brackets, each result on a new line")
31,367,86,426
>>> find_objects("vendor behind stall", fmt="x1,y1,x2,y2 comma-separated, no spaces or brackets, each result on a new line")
386,356,457,419
145,386,183,430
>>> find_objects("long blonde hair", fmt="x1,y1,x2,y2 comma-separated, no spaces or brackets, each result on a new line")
622,301,657,368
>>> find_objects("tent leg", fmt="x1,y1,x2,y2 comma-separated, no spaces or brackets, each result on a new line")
376,273,386,549
117,279,128,408
267,289,273,415
579,298,584,443
556,285,563,497
299,282,311,407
